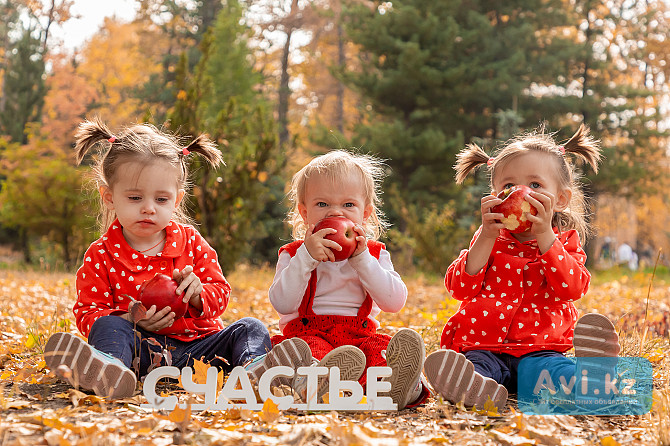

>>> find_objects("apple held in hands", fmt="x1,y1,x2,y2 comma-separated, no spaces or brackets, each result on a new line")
313,216,358,261
491,185,538,233
138,273,188,319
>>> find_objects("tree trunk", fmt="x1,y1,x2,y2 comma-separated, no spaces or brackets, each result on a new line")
580,4,593,123
278,28,292,149
335,24,345,133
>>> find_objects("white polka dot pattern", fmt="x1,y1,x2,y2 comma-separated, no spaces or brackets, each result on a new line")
441,228,588,356
74,219,231,341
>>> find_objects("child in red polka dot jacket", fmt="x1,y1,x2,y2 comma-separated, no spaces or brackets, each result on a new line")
424,125,620,411
43,118,271,399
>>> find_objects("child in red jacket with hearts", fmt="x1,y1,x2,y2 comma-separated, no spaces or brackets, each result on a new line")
425,125,620,411
43,118,271,399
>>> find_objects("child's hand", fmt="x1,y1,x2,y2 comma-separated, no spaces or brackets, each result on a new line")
173,266,203,310
304,224,340,262
350,224,368,257
134,305,175,332
480,194,505,239
526,191,557,251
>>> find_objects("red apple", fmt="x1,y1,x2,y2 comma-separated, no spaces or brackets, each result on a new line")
490,185,538,233
138,273,188,319
313,216,358,261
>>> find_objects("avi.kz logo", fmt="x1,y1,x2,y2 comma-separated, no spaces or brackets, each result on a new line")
517,357,653,415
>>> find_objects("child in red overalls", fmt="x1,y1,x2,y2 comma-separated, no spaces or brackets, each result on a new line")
425,125,620,411
265,150,430,410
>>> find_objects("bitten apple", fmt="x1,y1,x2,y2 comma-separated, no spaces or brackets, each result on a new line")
138,273,188,319
313,216,358,261
491,185,538,233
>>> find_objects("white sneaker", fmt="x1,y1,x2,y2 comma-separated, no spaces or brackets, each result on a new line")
294,345,366,402
385,328,425,410
44,332,137,399
247,338,313,387
424,349,507,411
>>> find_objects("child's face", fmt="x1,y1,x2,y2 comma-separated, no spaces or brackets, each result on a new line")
492,151,571,212
298,171,373,229
100,159,185,244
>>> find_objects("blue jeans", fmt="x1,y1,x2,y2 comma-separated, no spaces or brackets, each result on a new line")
88,315,272,377
465,350,575,394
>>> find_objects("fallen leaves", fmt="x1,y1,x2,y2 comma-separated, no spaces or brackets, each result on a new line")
0,269,669,445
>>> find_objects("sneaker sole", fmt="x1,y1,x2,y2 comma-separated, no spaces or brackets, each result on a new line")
424,349,507,411
573,314,620,357
385,328,425,410
315,345,366,400
253,338,313,387
44,332,136,399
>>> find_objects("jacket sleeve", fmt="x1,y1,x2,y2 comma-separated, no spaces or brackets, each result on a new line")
187,230,231,319
538,230,590,302
444,227,487,301
348,247,407,313
74,248,122,337
268,245,319,314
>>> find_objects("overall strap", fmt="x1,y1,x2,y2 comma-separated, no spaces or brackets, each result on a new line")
280,239,386,318
298,270,318,316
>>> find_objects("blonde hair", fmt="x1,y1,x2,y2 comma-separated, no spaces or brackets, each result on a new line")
287,150,388,240
74,117,223,232
454,124,601,241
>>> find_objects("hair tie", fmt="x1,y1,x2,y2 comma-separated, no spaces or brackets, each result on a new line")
182,147,190,156
108,136,116,143
558,146,565,154
487,157,495,166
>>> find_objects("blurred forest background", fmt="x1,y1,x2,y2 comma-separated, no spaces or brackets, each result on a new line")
0,0,669,276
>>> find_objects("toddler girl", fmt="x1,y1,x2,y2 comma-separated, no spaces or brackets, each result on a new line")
425,125,620,410
44,118,271,398
258,150,429,410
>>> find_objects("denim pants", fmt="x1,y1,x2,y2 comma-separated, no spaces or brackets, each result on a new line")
88,315,272,377
465,350,575,394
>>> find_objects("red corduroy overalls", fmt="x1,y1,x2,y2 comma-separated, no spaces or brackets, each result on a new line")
271,240,392,386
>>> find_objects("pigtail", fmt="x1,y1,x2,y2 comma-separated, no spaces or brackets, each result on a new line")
454,143,490,184
562,124,601,174
74,117,116,165
181,134,223,168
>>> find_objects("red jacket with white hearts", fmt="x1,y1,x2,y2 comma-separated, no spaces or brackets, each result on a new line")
74,219,230,341
441,227,589,356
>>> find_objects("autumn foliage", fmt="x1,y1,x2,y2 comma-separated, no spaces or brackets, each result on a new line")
0,268,668,444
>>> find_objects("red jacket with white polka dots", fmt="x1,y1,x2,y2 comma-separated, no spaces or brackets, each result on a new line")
74,220,230,341
441,227,588,356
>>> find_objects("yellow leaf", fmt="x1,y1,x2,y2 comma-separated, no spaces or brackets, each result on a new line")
259,398,281,423
177,89,188,100
25,333,38,349
169,402,192,433
473,397,500,417
643,348,665,364
601,436,621,446
257,171,268,183
190,358,210,385
169,405,189,424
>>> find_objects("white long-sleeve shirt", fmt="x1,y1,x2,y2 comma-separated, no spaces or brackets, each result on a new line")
269,244,408,330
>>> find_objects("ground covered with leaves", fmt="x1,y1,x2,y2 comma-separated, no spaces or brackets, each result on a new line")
1,266,669,445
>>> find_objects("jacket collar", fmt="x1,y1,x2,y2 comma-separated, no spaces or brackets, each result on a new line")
101,219,187,272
